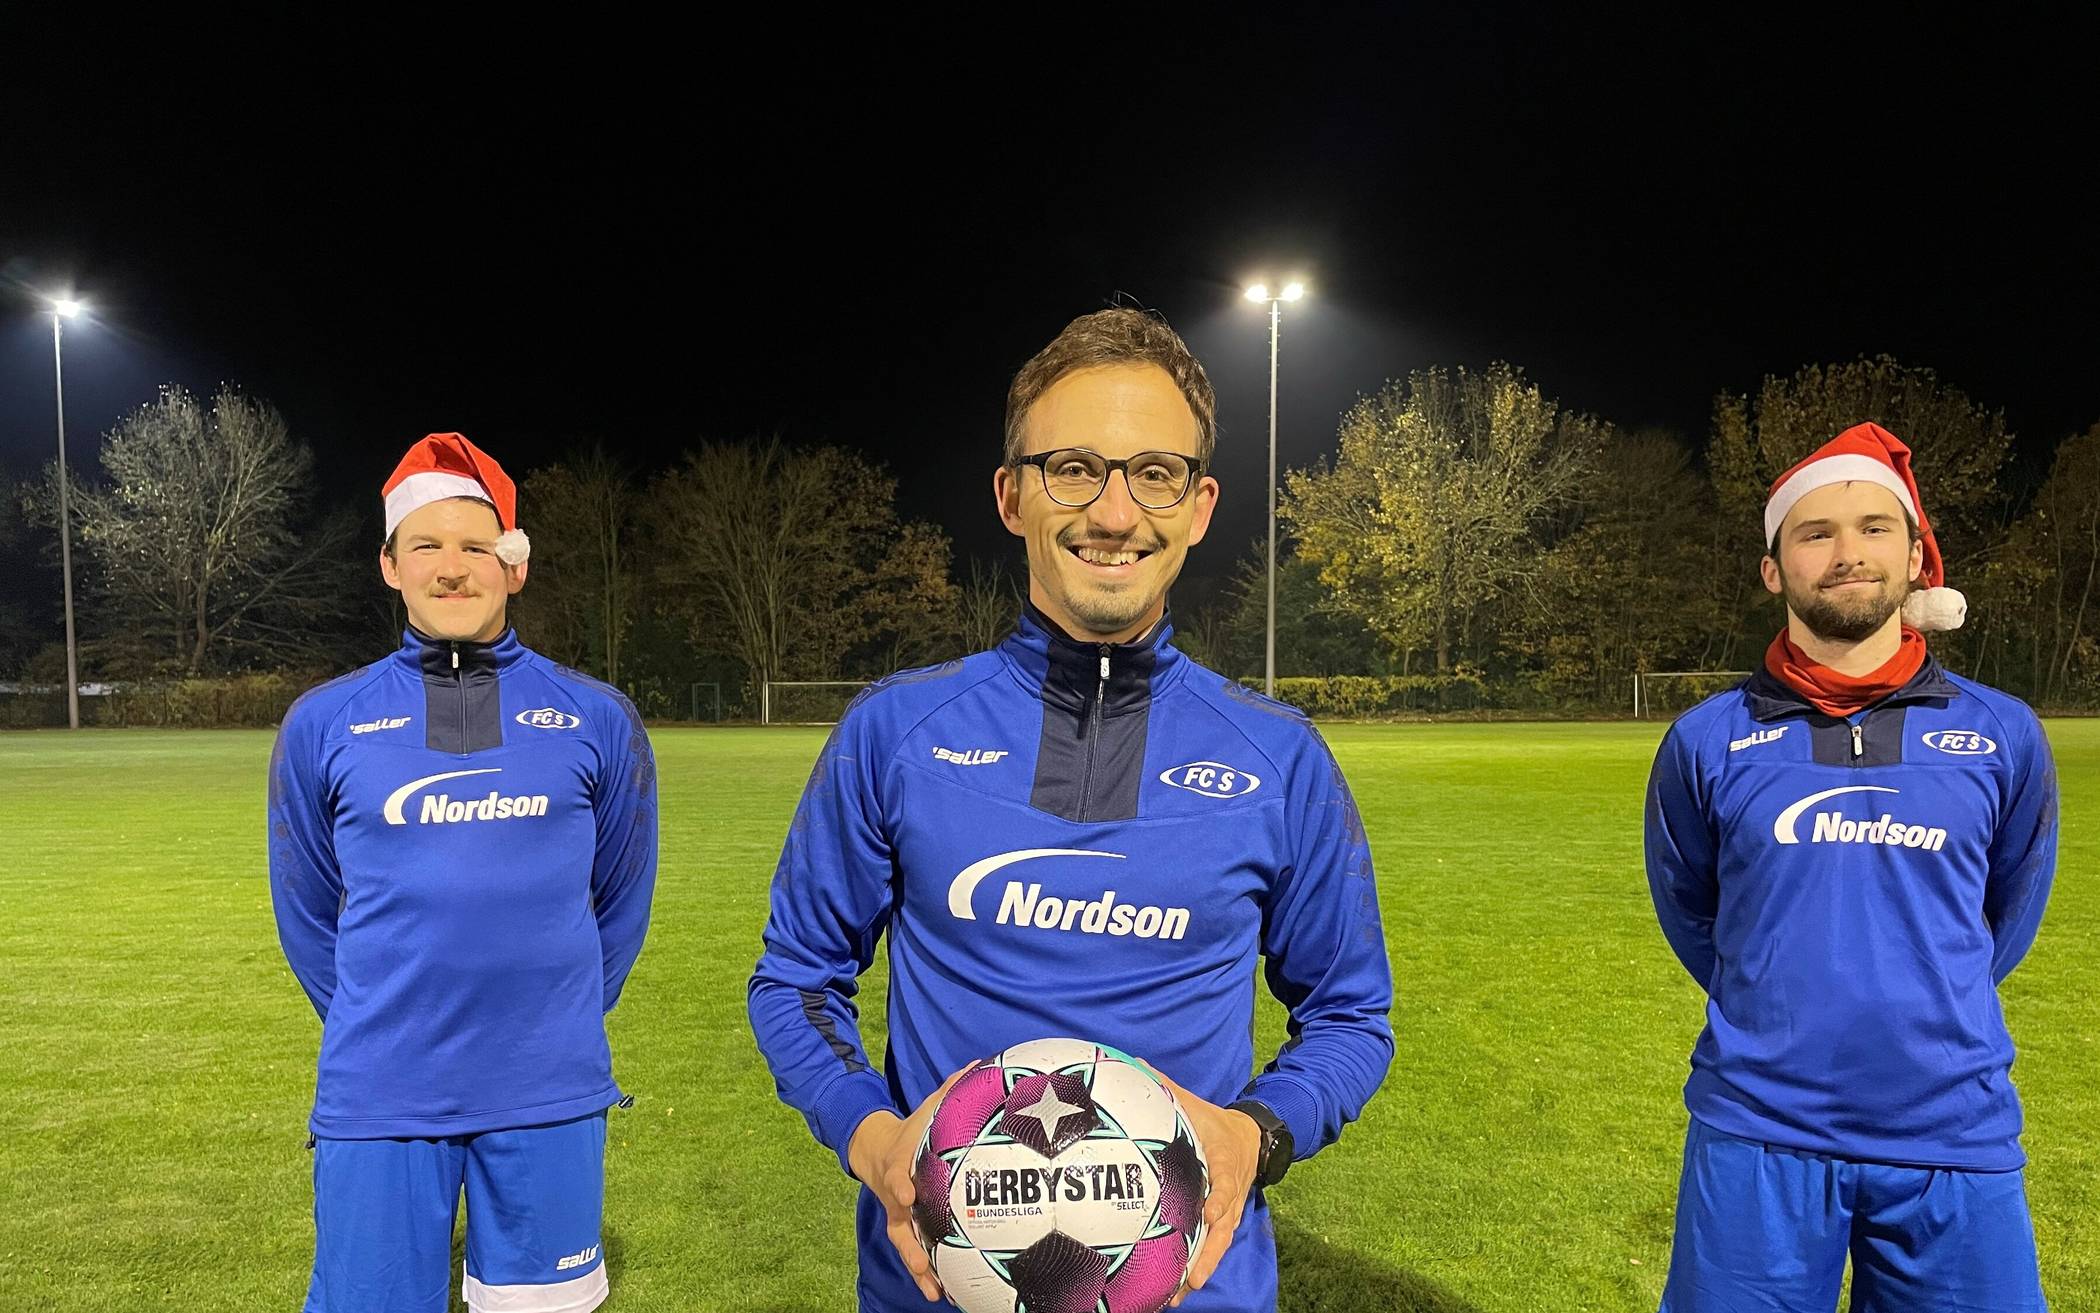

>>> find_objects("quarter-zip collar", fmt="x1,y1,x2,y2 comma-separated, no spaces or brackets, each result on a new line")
1743,652,1958,723
391,625,531,679
392,625,524,754
1000,602,1182,716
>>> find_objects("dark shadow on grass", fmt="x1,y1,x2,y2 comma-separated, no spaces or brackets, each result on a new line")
1278,1218,1483,1313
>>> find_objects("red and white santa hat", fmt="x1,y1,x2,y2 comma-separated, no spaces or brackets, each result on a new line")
382,433,530,565
1763,421,1964,631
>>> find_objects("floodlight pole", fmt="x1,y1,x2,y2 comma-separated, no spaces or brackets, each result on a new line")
51,311,82,731
1264,298,1281,699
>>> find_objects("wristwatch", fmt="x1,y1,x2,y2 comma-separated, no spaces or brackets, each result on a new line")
1227,1099,1294,1189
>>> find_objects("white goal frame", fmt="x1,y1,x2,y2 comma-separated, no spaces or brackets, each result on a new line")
761,680,871,726
1633,670,1751,719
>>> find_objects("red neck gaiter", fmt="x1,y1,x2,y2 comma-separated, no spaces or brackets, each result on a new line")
1763,625,1926,717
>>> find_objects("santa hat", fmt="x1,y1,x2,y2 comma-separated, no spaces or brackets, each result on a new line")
382,433,530,565
1763,421,1964,631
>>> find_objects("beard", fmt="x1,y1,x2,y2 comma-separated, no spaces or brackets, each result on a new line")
1780,567,1906,642
1053,528,1170,635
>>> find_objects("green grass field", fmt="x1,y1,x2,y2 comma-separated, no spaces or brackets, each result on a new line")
1,722,2093,1312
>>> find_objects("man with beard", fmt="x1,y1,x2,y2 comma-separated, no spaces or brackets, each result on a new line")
749,308,1393,1310
1645,423,2059,1312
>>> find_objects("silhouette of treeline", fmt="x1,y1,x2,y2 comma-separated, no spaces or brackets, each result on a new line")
7,356,2098,720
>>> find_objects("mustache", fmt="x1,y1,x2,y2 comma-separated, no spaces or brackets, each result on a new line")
1058,529,1166,553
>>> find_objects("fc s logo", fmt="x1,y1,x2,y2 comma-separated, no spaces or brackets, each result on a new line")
1158,760,1261,799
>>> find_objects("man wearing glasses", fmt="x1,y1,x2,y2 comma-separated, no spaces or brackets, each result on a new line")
750,308,1394,1310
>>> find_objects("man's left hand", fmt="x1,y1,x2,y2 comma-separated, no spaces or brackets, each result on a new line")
1145,1067,1262,1307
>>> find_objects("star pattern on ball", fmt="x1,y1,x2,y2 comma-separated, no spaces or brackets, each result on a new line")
1014,1085,1083,1141
1001,1071,1102,1157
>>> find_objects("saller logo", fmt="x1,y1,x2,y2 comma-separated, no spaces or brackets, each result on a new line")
1922,729,1997,756
1772,785,1947,852
1159,760,1261,798
515,708,582,730
933,746,1008,766
382,769,551,826
947,849,1190,941
554,1244,599,1272
350,715,411,735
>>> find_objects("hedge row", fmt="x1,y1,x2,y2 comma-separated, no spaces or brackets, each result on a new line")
1242,674,1492,717
0,672,313,729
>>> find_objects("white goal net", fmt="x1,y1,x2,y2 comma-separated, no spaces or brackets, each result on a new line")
1633,670,1751,718
761,681,871,726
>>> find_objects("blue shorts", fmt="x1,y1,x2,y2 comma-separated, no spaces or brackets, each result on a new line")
305,1112,608,1313
1661,1117,2046,1313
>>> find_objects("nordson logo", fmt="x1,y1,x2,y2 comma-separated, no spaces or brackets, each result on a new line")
1771,785,1947,852
382,768,551,826
946,848,1190,941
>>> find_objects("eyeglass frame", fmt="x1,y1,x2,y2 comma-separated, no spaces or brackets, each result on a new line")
1009,447,1208,510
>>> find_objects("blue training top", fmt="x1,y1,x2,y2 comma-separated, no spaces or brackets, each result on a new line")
1646,655,2057,1170
748,606,1395,1311
269,626,657,1139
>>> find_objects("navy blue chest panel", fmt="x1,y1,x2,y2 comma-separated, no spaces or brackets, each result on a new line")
1027,643,1156,823
412,641,506,754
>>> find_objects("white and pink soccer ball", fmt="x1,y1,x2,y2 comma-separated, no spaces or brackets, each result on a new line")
910,1037,1210,1313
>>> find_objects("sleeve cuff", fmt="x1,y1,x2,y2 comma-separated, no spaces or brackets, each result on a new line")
811,1069,898,1173
1241,1074,1322,1162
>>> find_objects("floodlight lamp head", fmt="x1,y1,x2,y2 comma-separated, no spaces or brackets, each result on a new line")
1244,284,1269,302
53,298,84,318
1281,282,1306,301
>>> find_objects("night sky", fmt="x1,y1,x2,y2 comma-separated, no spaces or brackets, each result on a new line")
5,10,2095,601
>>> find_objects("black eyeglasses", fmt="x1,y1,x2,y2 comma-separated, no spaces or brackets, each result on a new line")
1013,448,1205,510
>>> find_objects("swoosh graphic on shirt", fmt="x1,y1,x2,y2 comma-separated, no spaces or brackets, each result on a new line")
1772,785,1898,844
383,768,504,825
947,848,1126,920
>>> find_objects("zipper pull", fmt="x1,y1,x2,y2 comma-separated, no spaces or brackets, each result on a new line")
1099,651,1111,683
451,646,460,671
1850,724,1863,758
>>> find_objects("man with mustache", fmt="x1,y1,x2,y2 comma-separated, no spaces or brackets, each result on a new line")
750,308,1394,1310
1645,423,2059,1311
270,433,657,1313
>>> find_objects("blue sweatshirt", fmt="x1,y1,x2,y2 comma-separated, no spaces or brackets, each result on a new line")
749,608,1394,1311
1646,656,2057,1170
269,627,657,1139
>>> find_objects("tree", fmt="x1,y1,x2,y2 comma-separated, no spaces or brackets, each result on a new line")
30,385,359,676
1709,356,2013,569
650,437,958,694
1508,429,1736,699
1207,539,1390,678
511,446,636,685
955,555,1021,653
1283,363,1605,673
2017,423,2100,702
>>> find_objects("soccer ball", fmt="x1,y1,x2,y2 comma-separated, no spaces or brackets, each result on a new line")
910,1037,1209,1313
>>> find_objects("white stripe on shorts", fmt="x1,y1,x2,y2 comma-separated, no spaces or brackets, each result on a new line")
463,1262,608,1313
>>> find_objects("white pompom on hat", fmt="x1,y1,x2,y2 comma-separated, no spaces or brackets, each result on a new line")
382,433,531,565
1763,421,1963,631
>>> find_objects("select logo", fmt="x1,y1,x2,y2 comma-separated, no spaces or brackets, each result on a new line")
1921,729,1997,756
1159,760,1261,798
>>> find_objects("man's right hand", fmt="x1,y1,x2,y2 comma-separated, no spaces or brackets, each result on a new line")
847,1062,978,1303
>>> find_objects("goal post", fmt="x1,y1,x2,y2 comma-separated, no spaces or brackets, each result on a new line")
1633,670,1752,719
761,680,872,726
